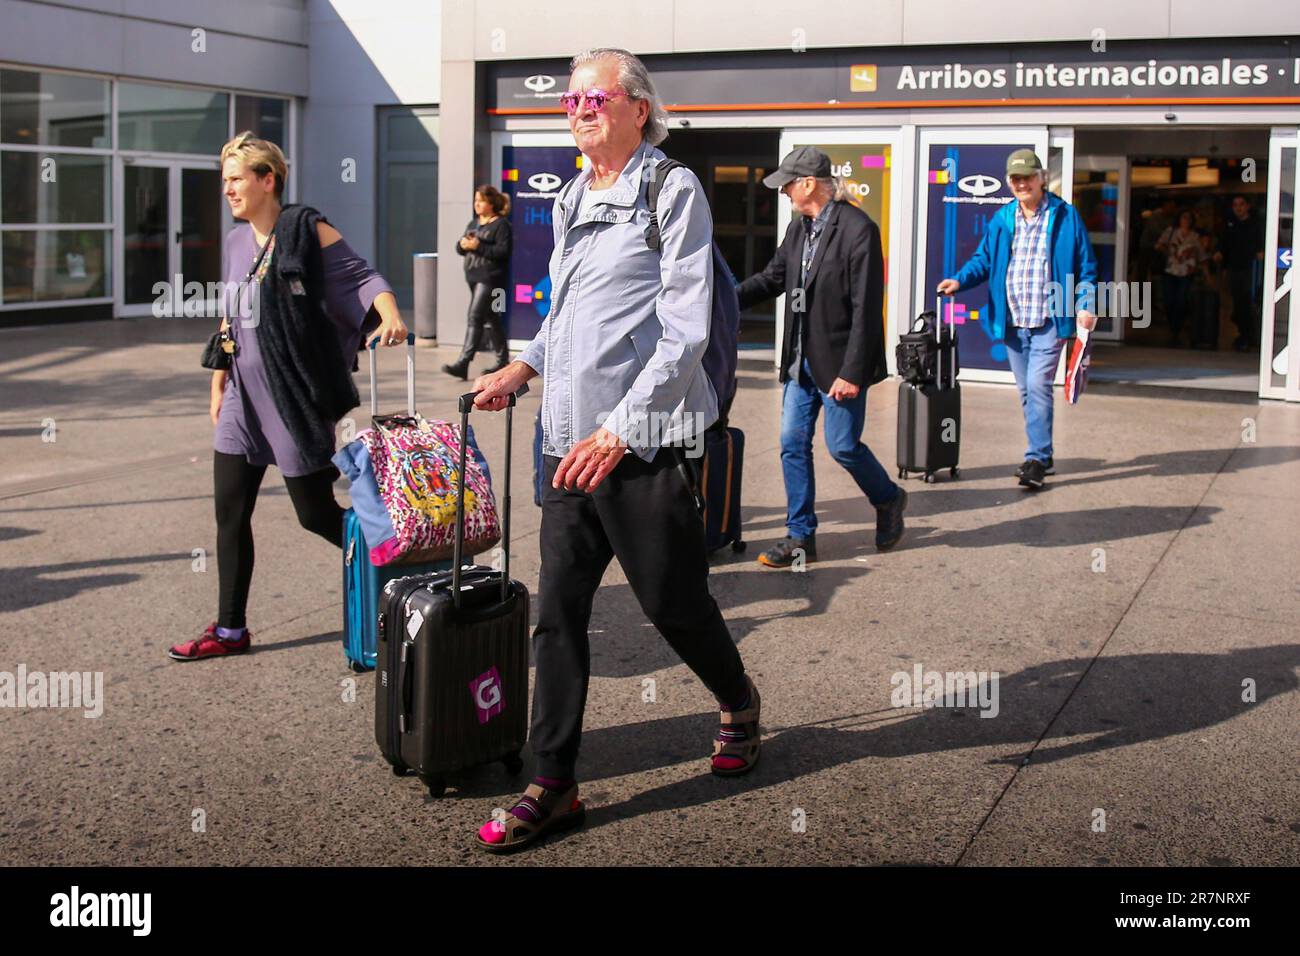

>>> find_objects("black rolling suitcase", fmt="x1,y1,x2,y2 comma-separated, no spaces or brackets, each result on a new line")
376,388,530,798
897,296,961,484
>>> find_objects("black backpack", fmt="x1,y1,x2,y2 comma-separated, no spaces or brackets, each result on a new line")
896,311,959,386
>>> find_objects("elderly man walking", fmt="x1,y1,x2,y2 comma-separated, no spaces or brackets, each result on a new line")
938,149,1097,490
738,146,906,569
469,48,759,853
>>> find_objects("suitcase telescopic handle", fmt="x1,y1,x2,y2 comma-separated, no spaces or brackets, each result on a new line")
368,333,417,418
934,295,956,391
451,384,530,607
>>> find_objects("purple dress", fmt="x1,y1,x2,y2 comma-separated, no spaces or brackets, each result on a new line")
213,223,394,477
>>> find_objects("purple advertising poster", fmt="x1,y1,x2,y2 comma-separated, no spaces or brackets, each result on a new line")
921,141,1032,371
500,144,582,343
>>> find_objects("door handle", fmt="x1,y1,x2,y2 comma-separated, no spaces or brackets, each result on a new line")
175,230,183,245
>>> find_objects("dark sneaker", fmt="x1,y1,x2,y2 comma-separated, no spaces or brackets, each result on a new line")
875,487,908,552
168,622,251,661
757,535,816,569
1018,458,1047,490
1014,457,1054,478
441,362,469,381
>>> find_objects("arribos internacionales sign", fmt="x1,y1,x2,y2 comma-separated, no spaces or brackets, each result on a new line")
488,38,1300,112
892,57,1288,94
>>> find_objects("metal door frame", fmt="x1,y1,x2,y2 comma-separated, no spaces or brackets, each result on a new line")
115,156,223,318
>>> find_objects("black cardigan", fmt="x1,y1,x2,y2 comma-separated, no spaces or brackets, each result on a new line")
455,215,512,286
257,203,360,469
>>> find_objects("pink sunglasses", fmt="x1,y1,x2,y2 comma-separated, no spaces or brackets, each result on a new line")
559,88,627,114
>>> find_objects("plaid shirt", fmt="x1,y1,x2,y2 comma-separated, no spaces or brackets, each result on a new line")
1005,203,1050,329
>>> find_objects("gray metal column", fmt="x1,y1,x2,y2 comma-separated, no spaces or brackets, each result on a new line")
413,252,438,339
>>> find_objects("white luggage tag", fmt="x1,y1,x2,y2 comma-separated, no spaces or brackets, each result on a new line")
405,607,425,638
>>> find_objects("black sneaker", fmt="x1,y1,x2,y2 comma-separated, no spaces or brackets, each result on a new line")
1018,459,1047,490
875,487,908,552
441,361,469,381
1014,457,1054,478
757,535,816,569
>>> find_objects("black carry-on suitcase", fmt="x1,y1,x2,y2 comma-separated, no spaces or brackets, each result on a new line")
897,295,962,484
375,387,530,798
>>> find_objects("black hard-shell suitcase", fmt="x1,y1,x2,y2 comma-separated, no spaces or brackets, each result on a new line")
375,387,530,798
897,296,962,484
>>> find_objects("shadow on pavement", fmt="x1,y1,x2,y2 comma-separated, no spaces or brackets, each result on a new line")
903,504,1219,550
733,447,1279,548
0,369,208,416
251,630,341,654
586,563,869,679
574,644,1300,833
0,552,190,612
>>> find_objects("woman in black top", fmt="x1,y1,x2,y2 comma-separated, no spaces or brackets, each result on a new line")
443,185,513,379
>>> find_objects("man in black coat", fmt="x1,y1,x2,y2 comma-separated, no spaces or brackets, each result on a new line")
738,146,906,569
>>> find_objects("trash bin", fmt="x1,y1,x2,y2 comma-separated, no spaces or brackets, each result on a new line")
413,252,438,340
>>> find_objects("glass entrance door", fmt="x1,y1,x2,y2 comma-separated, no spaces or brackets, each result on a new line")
121,162,169,309
1073,155,1129,341
708,159,777,321
1260,129,1299,401
180,167,222,301
118,160,223,316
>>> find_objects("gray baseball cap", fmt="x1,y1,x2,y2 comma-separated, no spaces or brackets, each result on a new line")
762,146,832,189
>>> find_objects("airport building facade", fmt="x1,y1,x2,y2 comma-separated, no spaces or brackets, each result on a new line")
3,1,1299,402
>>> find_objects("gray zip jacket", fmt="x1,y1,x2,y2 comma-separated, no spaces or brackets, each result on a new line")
517,139,718,462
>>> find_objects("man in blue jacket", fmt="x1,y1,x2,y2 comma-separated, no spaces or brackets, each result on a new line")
938,149,1097,490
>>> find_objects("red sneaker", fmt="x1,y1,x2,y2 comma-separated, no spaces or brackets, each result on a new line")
168,622,251,661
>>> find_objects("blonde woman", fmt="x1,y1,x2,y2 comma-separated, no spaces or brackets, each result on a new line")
169,132,407,662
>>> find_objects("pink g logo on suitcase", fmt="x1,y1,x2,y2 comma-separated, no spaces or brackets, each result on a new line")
469,666,504,724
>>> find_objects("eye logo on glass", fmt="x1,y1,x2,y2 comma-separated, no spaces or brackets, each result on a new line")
958,174,1002,197
528,172,562,192
469,666,505,724
524,74,556,93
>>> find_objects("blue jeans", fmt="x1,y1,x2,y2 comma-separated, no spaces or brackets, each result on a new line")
780,359,898,540
1004,323,1065,463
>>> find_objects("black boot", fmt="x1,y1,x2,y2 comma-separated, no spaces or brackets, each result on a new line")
441,360,469,381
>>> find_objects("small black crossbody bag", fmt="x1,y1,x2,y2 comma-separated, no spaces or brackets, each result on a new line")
200,234,274,370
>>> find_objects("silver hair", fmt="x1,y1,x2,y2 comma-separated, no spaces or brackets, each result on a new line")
1005,168,1049,186
569,47,670,146
818,176,859,205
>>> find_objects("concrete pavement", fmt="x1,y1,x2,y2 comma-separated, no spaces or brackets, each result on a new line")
1,317,1297,866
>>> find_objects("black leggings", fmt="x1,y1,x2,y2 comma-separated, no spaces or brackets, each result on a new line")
455,280,509,366
214,450,344,629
